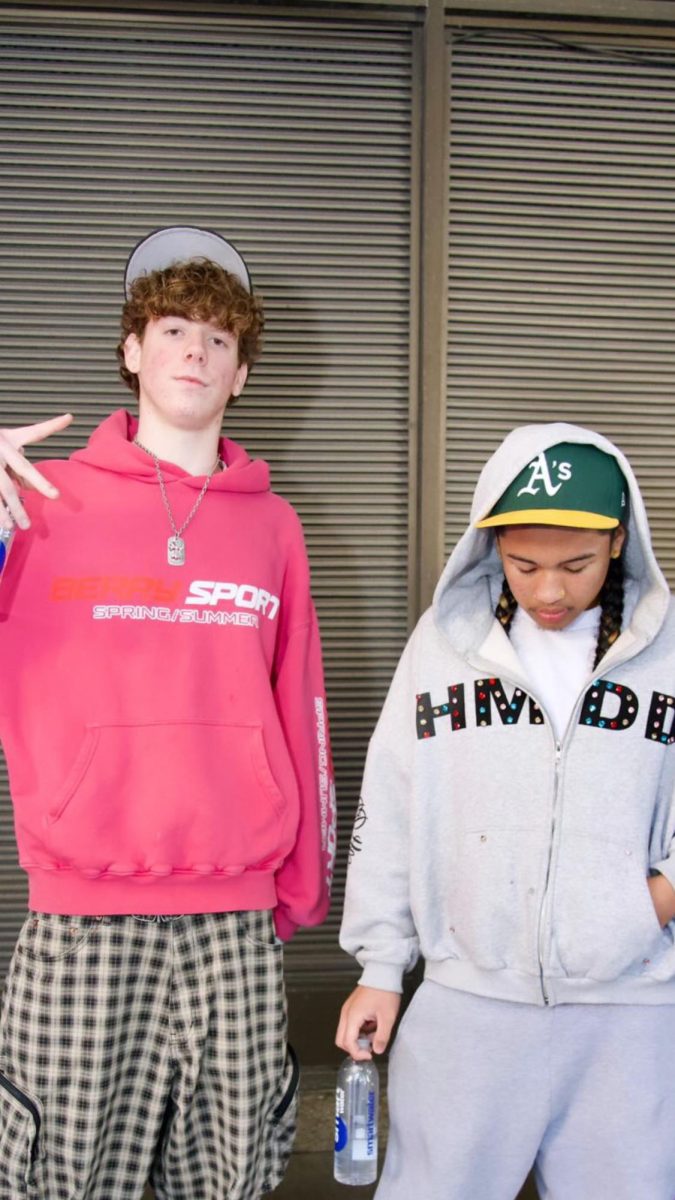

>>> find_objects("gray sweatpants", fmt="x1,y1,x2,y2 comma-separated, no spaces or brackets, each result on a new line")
378,980,675,1200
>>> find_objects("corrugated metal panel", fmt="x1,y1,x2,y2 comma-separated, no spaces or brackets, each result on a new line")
446,29,675,583
0,7,414,985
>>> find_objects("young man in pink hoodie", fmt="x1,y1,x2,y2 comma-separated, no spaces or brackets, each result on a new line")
0,227,336,1200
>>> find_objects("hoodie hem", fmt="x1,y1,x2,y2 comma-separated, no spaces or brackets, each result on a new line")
425,959,675,1006
27,868,278,916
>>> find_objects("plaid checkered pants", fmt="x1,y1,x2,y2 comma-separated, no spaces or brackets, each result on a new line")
0,910,298,1199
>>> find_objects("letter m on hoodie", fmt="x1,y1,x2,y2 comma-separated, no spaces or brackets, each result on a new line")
475,678,544,727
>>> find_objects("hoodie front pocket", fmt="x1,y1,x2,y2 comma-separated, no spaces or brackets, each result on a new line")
553,835,667,981
447,827,542,971
0,1073,41,1195
43,722,286,875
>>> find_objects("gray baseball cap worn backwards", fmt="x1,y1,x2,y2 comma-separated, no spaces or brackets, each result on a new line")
124,226,252,298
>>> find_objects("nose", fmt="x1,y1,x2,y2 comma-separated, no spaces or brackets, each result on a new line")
534,572,566,605
184,332,207,362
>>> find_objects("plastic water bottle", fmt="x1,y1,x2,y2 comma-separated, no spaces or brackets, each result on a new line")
0,526,14,576
334,1036,379,1186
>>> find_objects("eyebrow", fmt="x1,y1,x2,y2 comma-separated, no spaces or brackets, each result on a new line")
506,552,598,567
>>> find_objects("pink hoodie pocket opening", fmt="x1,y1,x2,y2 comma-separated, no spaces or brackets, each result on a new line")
42,720,287,876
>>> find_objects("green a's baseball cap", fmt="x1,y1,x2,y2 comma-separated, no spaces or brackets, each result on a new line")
475,443,628,530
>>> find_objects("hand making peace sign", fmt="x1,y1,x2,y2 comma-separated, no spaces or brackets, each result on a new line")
0,413,73,529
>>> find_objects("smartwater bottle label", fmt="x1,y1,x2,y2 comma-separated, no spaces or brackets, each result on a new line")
335,1115,348,1152
0,527,14,575
352,1140,376,1162
335,1086,348,1151
351,1090,378,1161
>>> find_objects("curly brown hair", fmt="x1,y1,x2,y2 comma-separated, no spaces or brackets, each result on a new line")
117,258,264,401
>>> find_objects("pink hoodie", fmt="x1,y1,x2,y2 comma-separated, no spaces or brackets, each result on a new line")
0,410,336,938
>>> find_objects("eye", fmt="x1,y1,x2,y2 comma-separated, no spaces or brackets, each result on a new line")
165,326,183,337
516,566,537,576
565,566,586,575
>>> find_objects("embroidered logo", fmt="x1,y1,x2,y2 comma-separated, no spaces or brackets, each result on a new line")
348,798,367,861
517,452,572,499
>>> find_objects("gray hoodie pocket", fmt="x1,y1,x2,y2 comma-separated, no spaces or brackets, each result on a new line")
447,827,542,971
553,835,666,980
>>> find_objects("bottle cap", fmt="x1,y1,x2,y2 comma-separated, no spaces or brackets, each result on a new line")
356,1035,372,1051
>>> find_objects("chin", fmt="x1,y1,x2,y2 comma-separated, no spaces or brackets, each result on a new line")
148,398,225,431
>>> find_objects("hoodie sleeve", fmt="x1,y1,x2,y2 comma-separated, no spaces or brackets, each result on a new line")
652,802,675,894
340,634,419,993
271,522,336,941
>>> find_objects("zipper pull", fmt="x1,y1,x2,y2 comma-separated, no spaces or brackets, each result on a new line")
555,741,562,765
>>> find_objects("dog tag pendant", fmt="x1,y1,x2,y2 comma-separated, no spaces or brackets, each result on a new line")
168,536,186,566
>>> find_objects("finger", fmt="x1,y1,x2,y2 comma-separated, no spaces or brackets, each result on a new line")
345,1012,373,1060
336,1000,357,1053
6,412,73,450
371,1019,393,1055
336,1008,359,1057
1,444,59,499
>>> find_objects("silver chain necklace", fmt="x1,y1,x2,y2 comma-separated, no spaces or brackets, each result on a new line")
133,436,223,566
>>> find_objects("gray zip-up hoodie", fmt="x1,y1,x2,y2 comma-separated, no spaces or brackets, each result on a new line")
340,423,675,1006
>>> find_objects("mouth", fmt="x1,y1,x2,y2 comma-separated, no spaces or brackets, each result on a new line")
534,608,569,624
174,375,207,387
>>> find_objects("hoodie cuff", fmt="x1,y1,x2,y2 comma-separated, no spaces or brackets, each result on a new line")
358,961,405,994
273,908,298,942
653,859,675,894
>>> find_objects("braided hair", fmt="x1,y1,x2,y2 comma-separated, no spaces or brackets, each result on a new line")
592,553,624,668
495,577,518,633
494,536,625,669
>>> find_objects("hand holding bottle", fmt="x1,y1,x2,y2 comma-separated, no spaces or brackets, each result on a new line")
336,985,401,1059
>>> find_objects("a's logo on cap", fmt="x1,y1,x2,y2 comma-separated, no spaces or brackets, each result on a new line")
517,451,572,499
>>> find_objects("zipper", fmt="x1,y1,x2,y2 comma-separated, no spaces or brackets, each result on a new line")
536,739,563,1005
0,1072,41,1161
471,632,643,1007
534,683,602,1006
468,659,570,1004
272,1043,300,1124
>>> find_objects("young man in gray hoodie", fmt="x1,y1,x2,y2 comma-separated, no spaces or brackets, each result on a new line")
338,423,675,1200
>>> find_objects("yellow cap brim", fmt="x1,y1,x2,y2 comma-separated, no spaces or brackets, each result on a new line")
475,509,620,530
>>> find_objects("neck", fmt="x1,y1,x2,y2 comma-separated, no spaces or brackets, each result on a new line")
134,413,222,476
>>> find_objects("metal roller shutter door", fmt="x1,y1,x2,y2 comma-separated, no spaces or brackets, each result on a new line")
446,27,675,584
0,5,415,987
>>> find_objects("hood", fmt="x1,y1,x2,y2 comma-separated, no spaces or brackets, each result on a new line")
69,409,271,493
433,422,670,659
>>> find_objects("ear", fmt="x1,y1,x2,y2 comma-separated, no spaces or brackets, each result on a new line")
610,524,626,559
123,332,142,375
231,362,249,399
